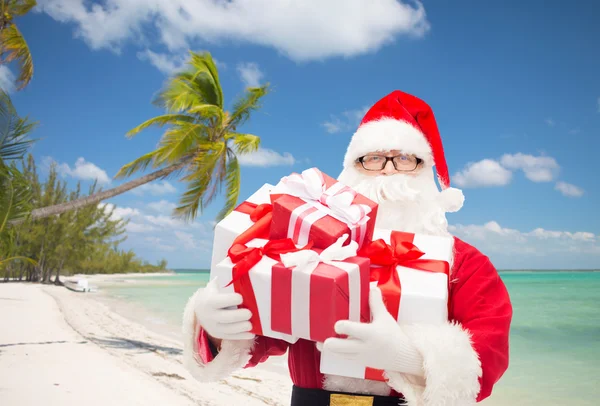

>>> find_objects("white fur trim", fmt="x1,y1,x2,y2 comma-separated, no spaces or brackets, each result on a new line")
182,288,255,382
384,322,482,406
344,119,434,169
438,187,464,213
323,374,392,396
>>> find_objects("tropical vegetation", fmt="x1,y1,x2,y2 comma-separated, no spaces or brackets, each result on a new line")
0,0,36,90
22,51,269,224
1,154,170,282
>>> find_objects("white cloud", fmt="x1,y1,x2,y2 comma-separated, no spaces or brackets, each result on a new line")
143,214,186,228
545,118,555,127
323,106,369,134
0,65,15,93
171,231,212,252
126,222,157,233
142,213,207,230
49,157,111,184
238,148,296,167
137,49,188,75
500,153,559,182
98,203,142,222
144,237,177,252
147,199,177,213
568,128,580,135
174,231,196,250
237,62,264,88
449,221,599,257
36,0,429,62
453,159,512,188
131,181,177,196
555,181,584,198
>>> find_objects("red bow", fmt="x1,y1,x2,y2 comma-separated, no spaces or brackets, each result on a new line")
358,231,450,320
225,238,312,336
233,202,273,245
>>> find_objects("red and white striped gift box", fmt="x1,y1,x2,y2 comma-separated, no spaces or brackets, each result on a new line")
320,228,453,381
269,168,378,250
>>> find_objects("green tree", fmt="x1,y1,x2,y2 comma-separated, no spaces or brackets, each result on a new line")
2,154,163,281
0,0,36,90
0,89,37,270
24,51,269,224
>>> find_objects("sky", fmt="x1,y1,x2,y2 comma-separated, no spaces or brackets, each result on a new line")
3,0,600,270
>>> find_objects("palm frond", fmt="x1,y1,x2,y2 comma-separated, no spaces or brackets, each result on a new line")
154,73,198,111
0,24,33,89
228,84,269,129
0,89,38,161
114,148,167,179
7,0,37,17
156,122,209,164
126,114,195,138
154,52,224,113
226,132,260,154
174,147,226,221
187,104,224,123
188,51,224,108
0,255,37,268
215,155,241,222
0,163,31,235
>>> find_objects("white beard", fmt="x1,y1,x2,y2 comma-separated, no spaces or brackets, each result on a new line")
338,166,452,239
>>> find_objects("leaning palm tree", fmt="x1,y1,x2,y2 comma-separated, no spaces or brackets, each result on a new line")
22,51,268,223
0,0,36,90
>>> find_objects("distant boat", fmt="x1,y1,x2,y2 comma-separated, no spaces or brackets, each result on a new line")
65,278,96,293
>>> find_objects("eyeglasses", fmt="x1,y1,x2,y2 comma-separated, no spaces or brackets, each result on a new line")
357,154,422,172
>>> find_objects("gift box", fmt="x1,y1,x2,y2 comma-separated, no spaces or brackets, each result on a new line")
269,168,378,250
210,237,300,344
272,235,371,343
210,184,275,272
320,228,453,381
210,236,370,344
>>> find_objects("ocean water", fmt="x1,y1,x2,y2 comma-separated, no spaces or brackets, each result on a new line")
98,271,600,405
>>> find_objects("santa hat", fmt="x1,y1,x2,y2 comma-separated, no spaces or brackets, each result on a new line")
342,90,464,212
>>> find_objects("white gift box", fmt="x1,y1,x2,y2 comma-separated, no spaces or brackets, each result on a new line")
210,238,298,344
320,228,453,380
209,183,274,273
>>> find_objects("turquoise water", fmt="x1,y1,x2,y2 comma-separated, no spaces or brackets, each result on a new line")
100,271,600,405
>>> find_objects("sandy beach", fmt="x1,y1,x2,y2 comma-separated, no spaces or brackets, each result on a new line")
0,282,292,406
0,276,517,405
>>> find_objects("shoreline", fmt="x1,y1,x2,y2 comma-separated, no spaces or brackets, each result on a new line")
0,283,293,405
0,281,516,405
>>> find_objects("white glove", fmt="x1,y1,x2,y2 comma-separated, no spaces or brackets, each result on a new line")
194,278,255,341
322,288,424,376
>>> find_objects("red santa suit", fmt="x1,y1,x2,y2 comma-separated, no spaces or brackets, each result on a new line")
182,90,513,405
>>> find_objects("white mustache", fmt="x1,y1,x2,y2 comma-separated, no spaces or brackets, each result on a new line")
351,173,424,203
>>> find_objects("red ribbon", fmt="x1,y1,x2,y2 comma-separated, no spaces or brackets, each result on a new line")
225,238,312,336
359,231,450,320
360,231,449,381
232,202,273,245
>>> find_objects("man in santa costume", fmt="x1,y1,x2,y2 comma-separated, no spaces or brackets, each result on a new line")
182,90,513,406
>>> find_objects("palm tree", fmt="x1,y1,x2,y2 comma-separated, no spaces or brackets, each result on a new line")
0,0,36,90
0,88,37,268
21,51,268,224
0,88,36,162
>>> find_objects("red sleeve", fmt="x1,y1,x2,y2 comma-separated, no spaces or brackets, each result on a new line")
450,250,513,402
196,327,290,367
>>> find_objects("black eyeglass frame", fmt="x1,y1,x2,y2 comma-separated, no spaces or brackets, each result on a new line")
356,155,423,172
